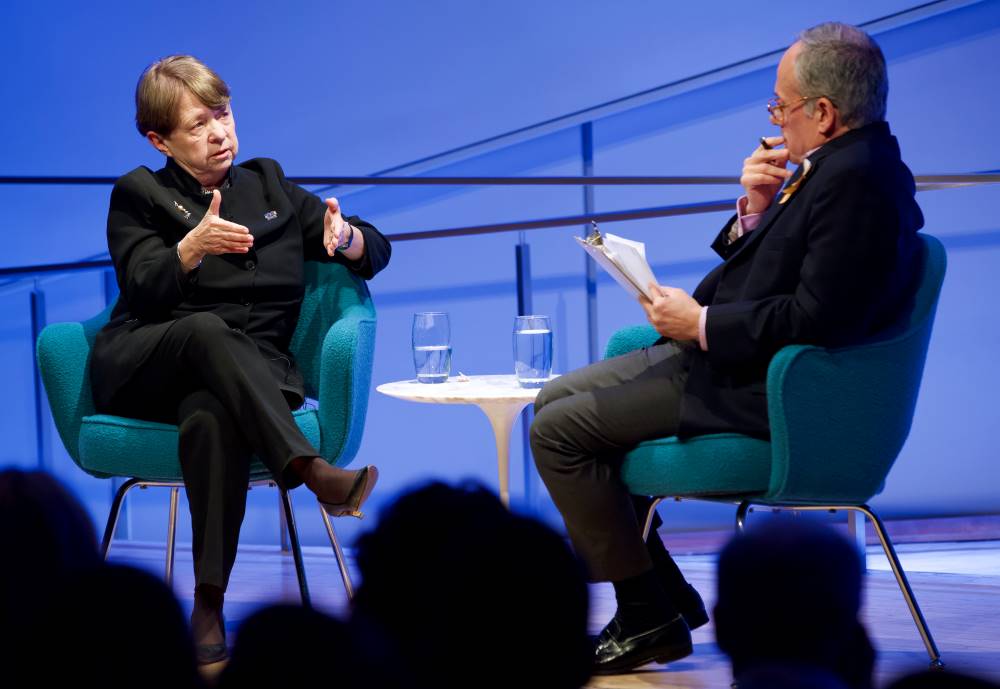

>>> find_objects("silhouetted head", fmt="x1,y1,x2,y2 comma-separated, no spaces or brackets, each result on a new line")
0,469,100,624
715,517,872,688
886,670,1000,689
352,481,592,689
738,663,852,689
220,604,383,689
34,563,202,689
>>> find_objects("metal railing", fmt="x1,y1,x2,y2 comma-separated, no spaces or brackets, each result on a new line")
3,172,998,275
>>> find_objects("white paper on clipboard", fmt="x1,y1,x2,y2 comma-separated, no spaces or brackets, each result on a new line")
574,223,658,300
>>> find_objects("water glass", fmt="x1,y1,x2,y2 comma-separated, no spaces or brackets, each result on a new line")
412,312,451,383
513,315,553,388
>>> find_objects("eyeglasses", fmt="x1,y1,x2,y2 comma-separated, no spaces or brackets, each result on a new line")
766,95,831,125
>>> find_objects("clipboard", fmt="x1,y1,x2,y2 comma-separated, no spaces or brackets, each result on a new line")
574,222,658,300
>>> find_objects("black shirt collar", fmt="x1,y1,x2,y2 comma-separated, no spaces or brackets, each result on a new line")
163,156,235,197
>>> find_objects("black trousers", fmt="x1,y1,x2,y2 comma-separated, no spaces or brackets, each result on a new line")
530,341,690,582
103,312,318,590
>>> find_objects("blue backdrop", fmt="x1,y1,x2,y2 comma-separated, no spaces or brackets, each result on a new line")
2,0,998,550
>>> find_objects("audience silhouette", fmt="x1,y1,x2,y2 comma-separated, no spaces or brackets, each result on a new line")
350,481,593,689
715,517,874,689
7,470,997,688
220,603,389,688
887,670,1000,689
37,562,203,688
1,469,103,679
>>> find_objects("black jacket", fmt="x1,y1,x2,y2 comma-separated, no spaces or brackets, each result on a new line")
91,157,391,411
679,121,923,439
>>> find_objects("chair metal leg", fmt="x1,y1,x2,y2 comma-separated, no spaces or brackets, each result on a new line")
744,502,944,668
165,487,180,588
735,500,753,533
640,497,665,542
278,486,291,553
847,509,868,572
319,505,356,600
854,505,944,668
101,478,141,559
279,488,312,608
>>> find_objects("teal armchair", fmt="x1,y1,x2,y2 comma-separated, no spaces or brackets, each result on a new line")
36,261,377,605
606,234,946,667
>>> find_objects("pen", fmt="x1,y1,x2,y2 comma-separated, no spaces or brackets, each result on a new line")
759,136,773,150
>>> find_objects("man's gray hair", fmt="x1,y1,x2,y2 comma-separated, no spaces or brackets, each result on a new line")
795,22,888,129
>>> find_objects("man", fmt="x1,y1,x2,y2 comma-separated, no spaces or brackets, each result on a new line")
531,22,922,675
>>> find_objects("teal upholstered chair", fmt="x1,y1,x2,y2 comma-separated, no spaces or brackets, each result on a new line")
605,233,946,667
36,261,376,605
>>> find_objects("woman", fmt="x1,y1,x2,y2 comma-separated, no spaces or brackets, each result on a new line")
90,55,391,664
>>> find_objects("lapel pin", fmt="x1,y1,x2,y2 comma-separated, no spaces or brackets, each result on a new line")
265,210,278,221
173,201,192,219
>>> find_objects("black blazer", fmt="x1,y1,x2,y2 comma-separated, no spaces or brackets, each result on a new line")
679,121,923,439
91,157,391,411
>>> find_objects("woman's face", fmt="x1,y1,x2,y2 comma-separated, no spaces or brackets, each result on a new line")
147,89,238,187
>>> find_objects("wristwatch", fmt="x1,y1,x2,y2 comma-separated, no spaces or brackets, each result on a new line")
336,222,355,252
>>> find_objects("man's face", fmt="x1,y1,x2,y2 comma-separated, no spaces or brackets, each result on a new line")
773,42,823,165
152,89,239,185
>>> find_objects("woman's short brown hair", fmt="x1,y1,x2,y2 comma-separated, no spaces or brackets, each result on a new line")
135,55,230,137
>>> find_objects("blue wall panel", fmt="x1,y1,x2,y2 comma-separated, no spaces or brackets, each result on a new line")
2,0,998,552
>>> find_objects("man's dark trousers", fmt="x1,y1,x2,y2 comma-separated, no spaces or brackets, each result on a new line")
530,340,690,582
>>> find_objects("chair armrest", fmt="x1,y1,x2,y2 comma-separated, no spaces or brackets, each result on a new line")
36,322,97,466
604,325,661,359
315,304,377,466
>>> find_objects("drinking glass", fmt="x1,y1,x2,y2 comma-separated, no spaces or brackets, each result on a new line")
513,315,552,388
412,312,451,383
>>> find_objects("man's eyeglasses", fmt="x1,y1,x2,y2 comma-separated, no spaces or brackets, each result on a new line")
766,95,832,125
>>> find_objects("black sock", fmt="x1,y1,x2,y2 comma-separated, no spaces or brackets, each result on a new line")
632,495,695,602
646,529,694,600
612,569,678,631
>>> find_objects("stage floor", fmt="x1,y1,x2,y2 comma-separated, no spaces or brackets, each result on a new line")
108,529,1000,687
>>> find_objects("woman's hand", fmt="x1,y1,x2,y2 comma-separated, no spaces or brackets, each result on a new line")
178,190,253,271
323,197,346,256
323,197,365,260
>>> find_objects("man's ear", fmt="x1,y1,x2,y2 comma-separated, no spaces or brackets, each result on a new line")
814,97,839,137
146,130,171,156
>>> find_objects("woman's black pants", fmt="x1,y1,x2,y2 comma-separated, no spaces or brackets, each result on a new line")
102,313,318,591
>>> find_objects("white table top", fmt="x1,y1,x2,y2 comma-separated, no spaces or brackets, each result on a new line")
376,374,555,405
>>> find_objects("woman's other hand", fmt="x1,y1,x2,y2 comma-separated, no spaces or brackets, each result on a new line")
323,197,346,257
178,190,253,271
323,197,365,260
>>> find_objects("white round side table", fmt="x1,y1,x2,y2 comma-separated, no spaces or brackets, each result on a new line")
375,374,554,507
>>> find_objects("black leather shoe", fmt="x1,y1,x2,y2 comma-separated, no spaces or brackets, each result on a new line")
593,613,692,675
677,584,709,631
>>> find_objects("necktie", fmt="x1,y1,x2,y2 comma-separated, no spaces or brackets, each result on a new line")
778,158,811,205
